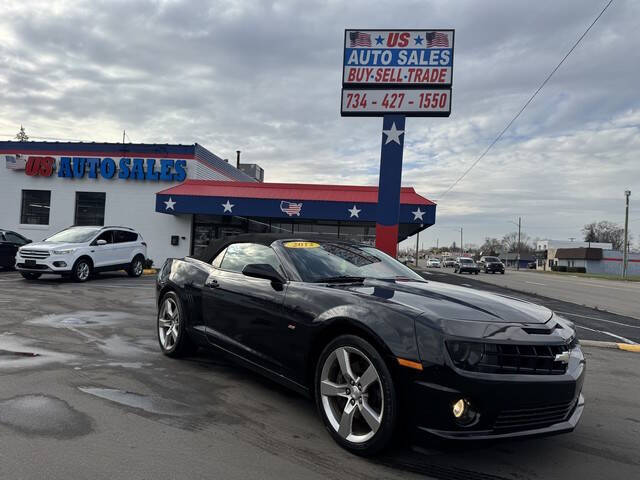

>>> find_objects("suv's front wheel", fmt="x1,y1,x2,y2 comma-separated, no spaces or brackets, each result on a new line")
71,258,92,282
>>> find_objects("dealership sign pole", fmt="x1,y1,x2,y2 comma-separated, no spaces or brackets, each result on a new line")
341,29,454,256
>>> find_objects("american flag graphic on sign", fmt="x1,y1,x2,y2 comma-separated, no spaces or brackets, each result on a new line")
5,154,26,170
425,31,449,47
280,201,303,216
349,31,371,47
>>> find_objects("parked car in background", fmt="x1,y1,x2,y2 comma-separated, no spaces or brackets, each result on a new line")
15,225,147,282
479,256,505,274
454,257,480,274
0,229,31,270
427,258,441,268
528,261,537,269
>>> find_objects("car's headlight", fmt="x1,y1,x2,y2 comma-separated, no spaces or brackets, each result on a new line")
446,341,485,368
52,249,76,255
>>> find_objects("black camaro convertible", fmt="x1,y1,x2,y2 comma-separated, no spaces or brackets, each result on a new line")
156,234,585,455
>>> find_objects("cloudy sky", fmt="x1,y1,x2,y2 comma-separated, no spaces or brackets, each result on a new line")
1,0,638,249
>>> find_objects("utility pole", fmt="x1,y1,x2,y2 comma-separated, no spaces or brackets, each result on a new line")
122,130,126,143
517,216,521,271
623,190,631,278
436,238,439,250
460,228,463,257
415,231,419,267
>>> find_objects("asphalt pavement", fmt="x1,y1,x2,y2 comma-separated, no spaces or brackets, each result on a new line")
0,269,639,480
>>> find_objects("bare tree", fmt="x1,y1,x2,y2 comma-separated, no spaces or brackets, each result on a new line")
479,237,502,255
582,221,631,250
15,125,29,141
502,231,532,253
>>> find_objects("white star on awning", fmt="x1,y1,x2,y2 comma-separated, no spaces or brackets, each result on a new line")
221,200,234,213
348,205,361,218
164,197,176,210
412,207,425,221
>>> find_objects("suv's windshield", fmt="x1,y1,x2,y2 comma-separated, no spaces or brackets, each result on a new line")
459,258,474,264
282,241,424,282
484,257,500,262
45,227,100,243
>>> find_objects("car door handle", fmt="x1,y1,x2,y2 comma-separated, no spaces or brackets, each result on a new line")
205,278,219,288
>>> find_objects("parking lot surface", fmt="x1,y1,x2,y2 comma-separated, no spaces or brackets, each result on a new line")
1,269,639,480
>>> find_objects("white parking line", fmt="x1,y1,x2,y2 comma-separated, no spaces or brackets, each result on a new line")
575,324,638,345
525,281,546,286
556,311,640,329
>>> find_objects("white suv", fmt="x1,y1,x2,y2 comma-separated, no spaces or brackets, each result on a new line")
16,226,147,282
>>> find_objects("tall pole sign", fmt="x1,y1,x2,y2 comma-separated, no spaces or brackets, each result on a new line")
341,29,454,257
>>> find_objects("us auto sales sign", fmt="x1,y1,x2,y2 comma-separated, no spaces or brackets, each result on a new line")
341,29,454,117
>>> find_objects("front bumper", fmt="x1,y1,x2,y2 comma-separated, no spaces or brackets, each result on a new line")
485,264,504,272
15,253,73,274
405,347,586,441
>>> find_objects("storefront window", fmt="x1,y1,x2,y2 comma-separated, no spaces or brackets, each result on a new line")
21,190,51,225
75,192,106,226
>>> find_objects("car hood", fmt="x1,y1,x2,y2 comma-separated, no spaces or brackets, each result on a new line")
21,241,79,251
339,279,553,324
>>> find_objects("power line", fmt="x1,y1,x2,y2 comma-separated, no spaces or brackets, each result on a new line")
437,0,615,200
0,132,86,142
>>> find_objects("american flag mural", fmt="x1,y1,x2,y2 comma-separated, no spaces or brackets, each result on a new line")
5,154,26,170
425,31,449,47
349,31,371,47
280,201,303,216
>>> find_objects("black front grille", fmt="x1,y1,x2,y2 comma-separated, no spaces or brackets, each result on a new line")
479,343,569,375
494,399,576,431
17,263,49,270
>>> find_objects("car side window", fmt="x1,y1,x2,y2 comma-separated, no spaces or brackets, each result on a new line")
5,232,26,244
114,230,138,243
219,243,282,274
94,231,113,244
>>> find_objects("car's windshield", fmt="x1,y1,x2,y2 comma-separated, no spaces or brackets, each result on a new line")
282,241,424,282
484,257,500,262
45,227,100,243
459,258,473,263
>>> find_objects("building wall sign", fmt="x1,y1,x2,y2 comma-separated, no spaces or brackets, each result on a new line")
13,155,187,181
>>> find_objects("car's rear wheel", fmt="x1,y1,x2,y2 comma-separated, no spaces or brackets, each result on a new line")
71,258,92,282
20,272,41,280
158,291,195,357
315,335,397,456
127,256,144,277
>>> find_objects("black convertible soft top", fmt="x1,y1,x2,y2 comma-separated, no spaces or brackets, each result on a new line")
194,232,353,263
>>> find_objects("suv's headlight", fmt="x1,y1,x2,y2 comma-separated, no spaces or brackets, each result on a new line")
52,249,76,255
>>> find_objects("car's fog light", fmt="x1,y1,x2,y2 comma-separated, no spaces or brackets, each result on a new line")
453,399,466,418
452,398,477,426
53,261,67,267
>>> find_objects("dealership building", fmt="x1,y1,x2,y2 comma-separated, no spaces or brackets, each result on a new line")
1,141,436,265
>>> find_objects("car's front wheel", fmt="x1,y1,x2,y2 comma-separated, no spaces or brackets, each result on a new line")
71,258,92,282
20,272,41,280
315,335,397,456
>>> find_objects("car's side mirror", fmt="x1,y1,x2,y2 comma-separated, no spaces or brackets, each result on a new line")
242,263,285,284
96,239,107,246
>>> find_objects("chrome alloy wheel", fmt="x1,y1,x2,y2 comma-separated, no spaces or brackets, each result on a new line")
77,262,90,281
133,259,143,276
158,297,180,350
320,346,383,443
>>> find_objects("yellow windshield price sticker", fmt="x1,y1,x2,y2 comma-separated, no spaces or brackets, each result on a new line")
284,241,320,249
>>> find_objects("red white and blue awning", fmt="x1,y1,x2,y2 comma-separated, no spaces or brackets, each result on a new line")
155,180,436,225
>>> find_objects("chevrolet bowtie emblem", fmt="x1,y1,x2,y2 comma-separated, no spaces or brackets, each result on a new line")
555,351,571,364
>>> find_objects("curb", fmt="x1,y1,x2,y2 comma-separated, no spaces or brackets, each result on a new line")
580,340,640,353
142,268,157,275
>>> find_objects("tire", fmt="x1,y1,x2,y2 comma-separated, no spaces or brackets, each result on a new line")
501,271,505,274
474,271,479,275
71,258,92,282
20,272,42,280
315,334,397,456
157,291,196,358
127,255,144,278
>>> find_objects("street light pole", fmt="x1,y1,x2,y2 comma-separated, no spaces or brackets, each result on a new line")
415,230,419,268
623,190,631,278
517,216,521,271
460,228,463,257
